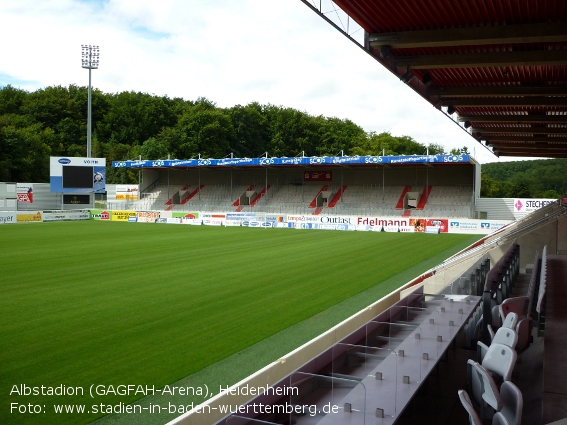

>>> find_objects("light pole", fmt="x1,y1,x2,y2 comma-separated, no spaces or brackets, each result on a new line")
81,45,99,158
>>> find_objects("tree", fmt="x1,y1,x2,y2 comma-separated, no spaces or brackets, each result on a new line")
0,85,27,115
428,143,445,155
164,103,234,159
506,180,531,198
228,102,270,157
450,146,470,155
140,137,168,160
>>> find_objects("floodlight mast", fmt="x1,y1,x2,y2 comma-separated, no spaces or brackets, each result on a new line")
81,45,99,158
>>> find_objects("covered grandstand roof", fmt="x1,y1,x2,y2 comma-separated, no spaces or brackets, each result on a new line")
302,0,567,159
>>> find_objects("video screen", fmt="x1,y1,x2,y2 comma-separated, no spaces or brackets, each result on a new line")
62,166,94,189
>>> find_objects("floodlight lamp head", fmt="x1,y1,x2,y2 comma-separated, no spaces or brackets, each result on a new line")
446,106,455,115
81,45,100,69
422,73,433,86
400,69,415,84
380,45,392,59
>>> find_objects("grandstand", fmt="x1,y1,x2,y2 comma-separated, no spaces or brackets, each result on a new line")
110,154,478,221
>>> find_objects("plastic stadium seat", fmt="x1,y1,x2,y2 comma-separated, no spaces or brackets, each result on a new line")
502,296,529,319
467,361,523,424
458,389,482,425
482,343,517,382
500,381,523,425
515,317,533,354
468,360,503,419
500,310,519,330
492,305,503,328
492,327,518,348
492,412,512,425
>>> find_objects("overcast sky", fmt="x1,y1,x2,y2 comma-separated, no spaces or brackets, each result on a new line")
0,0,516,163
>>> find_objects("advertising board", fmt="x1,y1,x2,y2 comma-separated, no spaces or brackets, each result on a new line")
16,183,33,203
50,156,106,194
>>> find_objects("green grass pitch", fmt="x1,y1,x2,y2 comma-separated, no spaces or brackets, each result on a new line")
0,221,480,424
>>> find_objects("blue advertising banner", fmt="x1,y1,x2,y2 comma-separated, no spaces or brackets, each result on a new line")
112,154,471,169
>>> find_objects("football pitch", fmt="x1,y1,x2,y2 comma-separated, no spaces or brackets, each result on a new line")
0,221,480,425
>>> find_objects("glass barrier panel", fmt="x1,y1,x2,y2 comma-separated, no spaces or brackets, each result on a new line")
366,321,416,350
288,372,366,425
331,343,393,381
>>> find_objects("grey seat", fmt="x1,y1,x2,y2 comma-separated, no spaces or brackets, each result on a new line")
458,389,482,425
493,412,512,425
467,360,523,424
515,317,533,354
500,381,523,425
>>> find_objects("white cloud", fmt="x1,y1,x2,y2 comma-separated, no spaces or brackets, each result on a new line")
0,0,516,163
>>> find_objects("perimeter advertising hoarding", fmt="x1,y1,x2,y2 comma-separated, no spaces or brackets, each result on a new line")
112,210,137,221
90,209,111,221
50,156,106,194
115,185,138,200
0,212,16,224
43,211,90,222
84,209,510,234
513,198,557,214
172,212,200,220
16,212,43,223
137,211,160,223
16,183,33,203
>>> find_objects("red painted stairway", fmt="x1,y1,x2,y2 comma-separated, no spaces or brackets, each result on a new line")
309,185,328,208
327,186,347,208
395,186,412,209
181,185,204,204
249,185,271,207
416,186,432,210
233,185,255,207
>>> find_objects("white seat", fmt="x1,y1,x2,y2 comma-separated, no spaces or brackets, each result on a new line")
458,389,482,425
482,343,517,382
478,328,518,363
468,360,523,424
492,327,518,348
500,310,519,329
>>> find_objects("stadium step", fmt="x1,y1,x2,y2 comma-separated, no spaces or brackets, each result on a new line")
165,185,191,207
416,186,432,210
233,184,255,207
402,209,412,217
249,185,271,206
309,185,328,208
181,185,205,204
327,185,347,208
313,207,323,215
395,186,412,209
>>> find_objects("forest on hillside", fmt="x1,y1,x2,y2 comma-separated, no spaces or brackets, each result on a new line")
0,85,445,184
481,159,566,199
0,84,564,198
